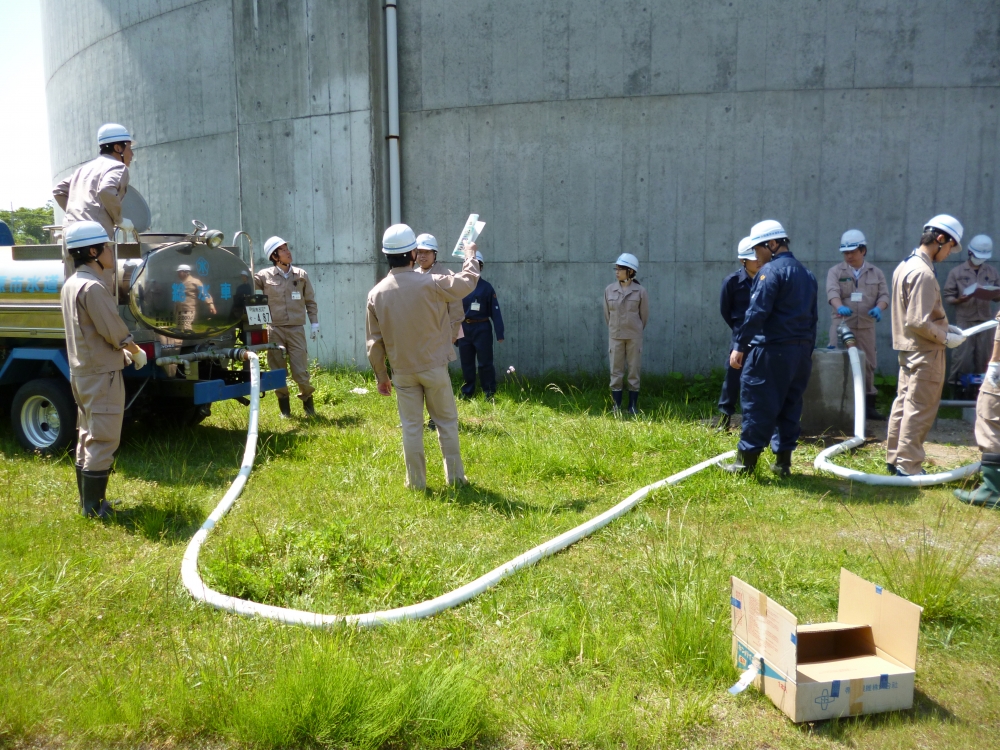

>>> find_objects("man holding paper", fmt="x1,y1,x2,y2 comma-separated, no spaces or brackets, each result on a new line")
942,234,998,388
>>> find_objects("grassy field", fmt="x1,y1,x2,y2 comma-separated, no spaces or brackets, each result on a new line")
1,366,999,749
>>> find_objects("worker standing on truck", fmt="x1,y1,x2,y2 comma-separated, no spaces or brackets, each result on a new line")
366,224,480,490
53,123,135,244
886,215,966,477
60,221,146,518
942,234,999,390
715,237,761,430
255,236,319,418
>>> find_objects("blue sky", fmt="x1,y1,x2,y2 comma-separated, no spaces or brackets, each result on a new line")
0,1,52,210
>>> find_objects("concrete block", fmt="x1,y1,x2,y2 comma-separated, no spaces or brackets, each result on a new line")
801,348,866,437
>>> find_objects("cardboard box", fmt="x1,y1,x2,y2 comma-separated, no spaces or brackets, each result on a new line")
730,569,922,723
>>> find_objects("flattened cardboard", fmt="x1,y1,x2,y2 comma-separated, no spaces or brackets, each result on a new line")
731,569,922,723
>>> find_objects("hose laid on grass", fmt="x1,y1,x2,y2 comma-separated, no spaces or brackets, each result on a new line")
812,321,996,486
181,357,734,626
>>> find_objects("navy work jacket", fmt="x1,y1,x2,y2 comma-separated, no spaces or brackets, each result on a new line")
719,267,754,347
736,251,818,352
462,278,505,340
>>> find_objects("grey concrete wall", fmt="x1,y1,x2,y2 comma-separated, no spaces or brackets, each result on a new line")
42,0,385,367
398,0,1000,377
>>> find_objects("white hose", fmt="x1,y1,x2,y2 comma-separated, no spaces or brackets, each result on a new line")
813,321,997,485
182,351,734,626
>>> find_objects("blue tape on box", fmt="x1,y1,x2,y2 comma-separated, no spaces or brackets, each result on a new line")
790,633,797,645
731,596,742,609
880,674,889,690
876,585,883,594
831,680,840,698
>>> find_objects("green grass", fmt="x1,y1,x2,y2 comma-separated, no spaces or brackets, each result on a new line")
2,366,999,749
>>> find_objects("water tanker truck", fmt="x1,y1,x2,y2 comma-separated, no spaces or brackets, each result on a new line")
0,213,286,453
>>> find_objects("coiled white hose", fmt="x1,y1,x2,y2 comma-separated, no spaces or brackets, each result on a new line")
182,351,735,627
813,321,997,485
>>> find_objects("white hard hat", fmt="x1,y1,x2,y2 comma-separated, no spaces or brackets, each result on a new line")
839,229,867,252
748,219,788,246
969,234,993,260
415,233,438,251
64,221,109,250
924,214,964,245
176,264,192,272
614,253,639,272
263,236,287,259
382,224,417,254
97,123,132,146
475,250,484,263
737,237,755,260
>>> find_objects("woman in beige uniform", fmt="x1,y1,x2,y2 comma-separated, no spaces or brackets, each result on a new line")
60,222,146,518
604,252,649,416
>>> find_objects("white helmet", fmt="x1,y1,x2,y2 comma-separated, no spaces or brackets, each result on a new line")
737,237,755,260
97,123,132,146
382,224,417,254
924,215,963,247
475,250,484,263
839,229,867,252
415,233,438,251
969,234,993,260
176,264,192,272
263,235,287,260
614,253,639,272
748,219,788,246
64,221,109,250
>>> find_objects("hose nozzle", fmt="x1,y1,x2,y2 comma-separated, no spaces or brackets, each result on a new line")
837,323,856,348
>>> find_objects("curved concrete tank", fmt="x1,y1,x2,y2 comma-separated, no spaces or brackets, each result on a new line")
42,0,386,366
44,1,1000,375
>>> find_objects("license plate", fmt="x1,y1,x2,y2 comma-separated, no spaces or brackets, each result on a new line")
246,304,272,326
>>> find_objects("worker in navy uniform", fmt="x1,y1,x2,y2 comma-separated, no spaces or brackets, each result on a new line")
715,236,760,430
458,250,504,399
721,220,818,477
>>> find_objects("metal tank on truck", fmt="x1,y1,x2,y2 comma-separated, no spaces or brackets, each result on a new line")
0,188,285,453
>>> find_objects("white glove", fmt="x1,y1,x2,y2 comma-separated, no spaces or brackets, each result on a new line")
311,322,320,339
123,349,132,366
988,362,1000,387
945,330,967,349
119,218,134,231
131,347,147,369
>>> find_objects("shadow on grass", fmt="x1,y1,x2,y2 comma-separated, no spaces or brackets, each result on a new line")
433,482,603,518
285,412,364,429
102,500,204,543
778,474,922,506
805,688,958,741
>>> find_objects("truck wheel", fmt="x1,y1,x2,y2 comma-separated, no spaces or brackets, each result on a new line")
11,379,76,454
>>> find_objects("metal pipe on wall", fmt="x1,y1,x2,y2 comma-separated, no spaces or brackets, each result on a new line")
385,0,401,225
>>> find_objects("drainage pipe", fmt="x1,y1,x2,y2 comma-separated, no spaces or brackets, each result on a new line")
385,0,401,224
813,321,997,485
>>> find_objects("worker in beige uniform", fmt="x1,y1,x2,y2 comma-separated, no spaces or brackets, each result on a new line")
366,224,480,490
414,232,464,431
255,236,319,418
956,311,1000,508
942,234,999,389
604,253,649,415
886,215,966,477
826,229,890,419
60,222,146,518
173,264,216,332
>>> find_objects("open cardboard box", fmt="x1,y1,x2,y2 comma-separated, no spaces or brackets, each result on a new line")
730,569,922,722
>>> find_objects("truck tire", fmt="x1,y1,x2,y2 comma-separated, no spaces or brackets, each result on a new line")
11,379,76,454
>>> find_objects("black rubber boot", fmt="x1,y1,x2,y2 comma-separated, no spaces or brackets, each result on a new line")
627,390,639,416
770,450,793,477
80,470,109,519
302,396,317,417
75,463,83,498
866,394,886,420
720,449,761,475
714,413,732,432
955,454,1000,508
426,418,437,431
611,390,623,415
277,395,291,418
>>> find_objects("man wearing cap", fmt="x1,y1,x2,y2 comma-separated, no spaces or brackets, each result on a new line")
254,237,319,417
53,124,135,245
60,221,147,518
886,215,966,477
366,225,480,490
459,250,505,401
942,235,999,390
826,230,890,419
715,237,762,430
722,220,818,477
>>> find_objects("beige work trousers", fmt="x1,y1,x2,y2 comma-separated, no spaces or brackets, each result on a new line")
886,349,945,475
267,324,315,400
71,370,125,472
829,322,878,395
609,337,642,391
975,388,1000,454
393,365,465,489
948,316,992,383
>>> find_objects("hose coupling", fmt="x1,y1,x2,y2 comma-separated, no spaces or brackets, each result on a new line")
837,323,856,348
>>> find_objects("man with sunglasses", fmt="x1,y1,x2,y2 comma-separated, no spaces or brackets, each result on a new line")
886,215,966,477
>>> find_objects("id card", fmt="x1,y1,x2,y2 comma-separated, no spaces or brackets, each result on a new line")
291,291,302,300
470,302,481,311
850,292,863,302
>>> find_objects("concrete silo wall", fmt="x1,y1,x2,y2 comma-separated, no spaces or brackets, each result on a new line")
44,0,1000,377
